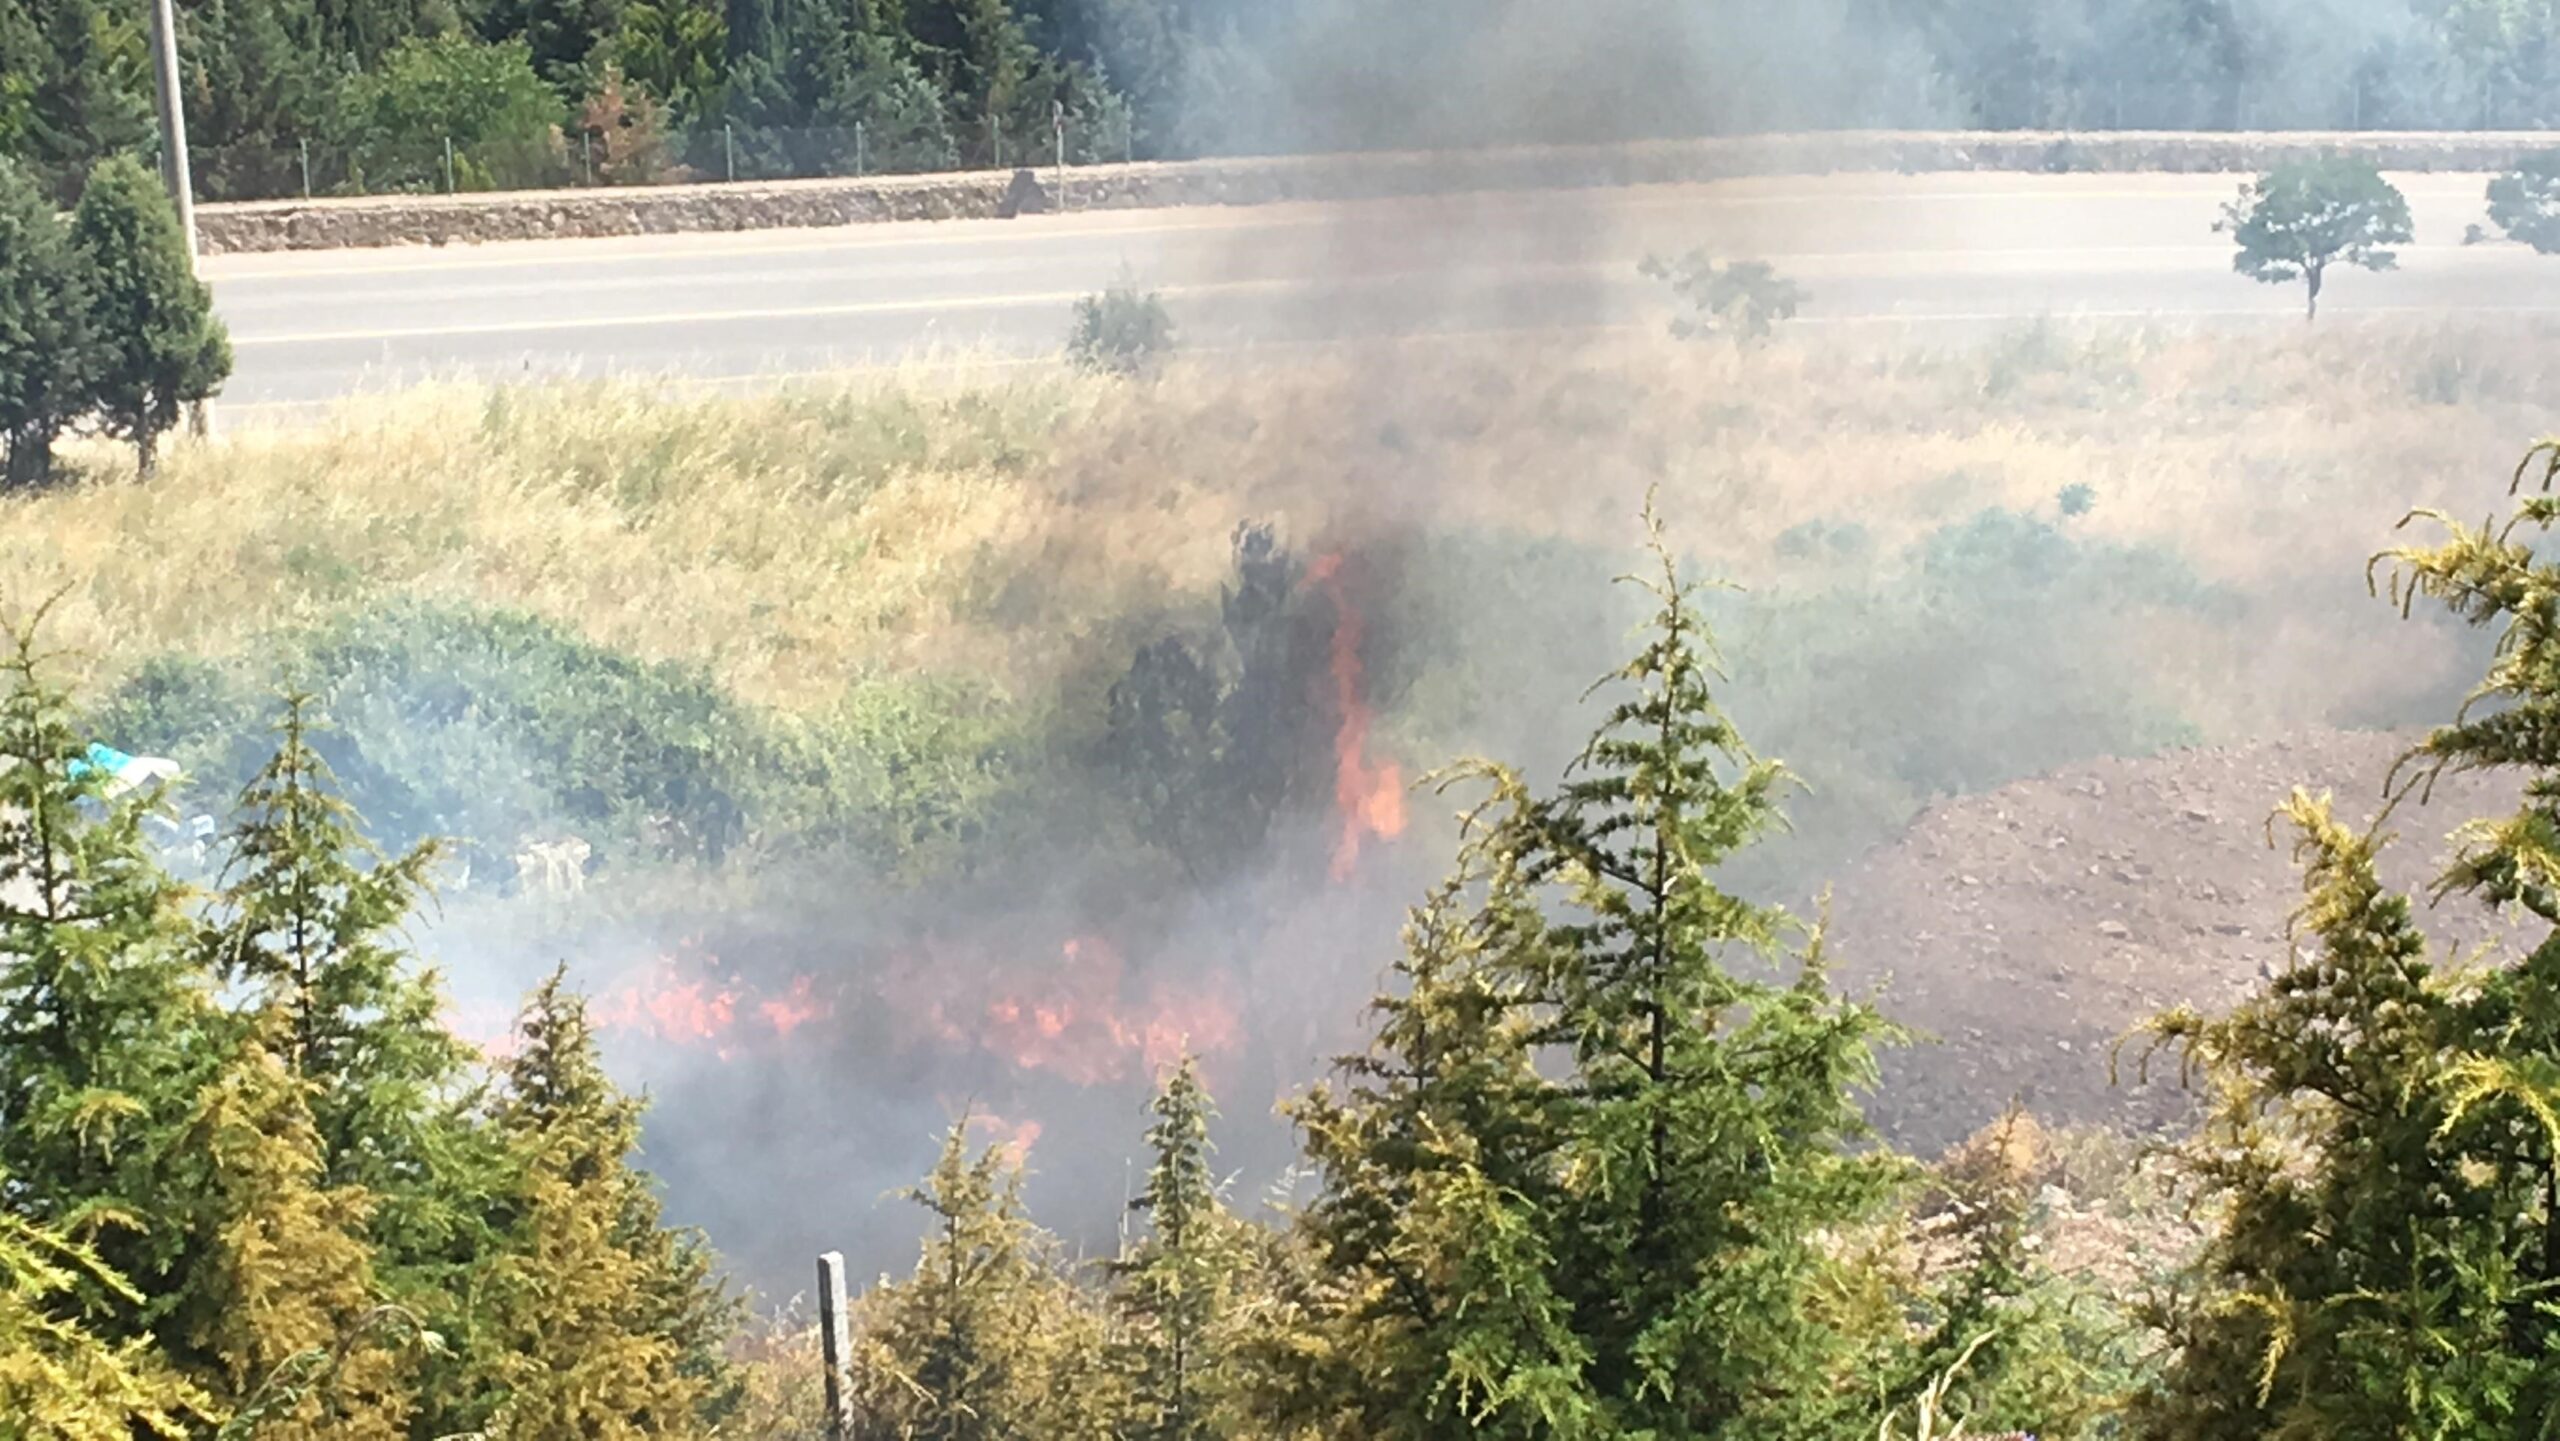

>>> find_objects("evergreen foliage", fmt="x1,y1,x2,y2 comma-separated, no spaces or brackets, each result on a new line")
169,1028,415,1440
9,0,2560,203
2216,156,2414,320
1278,505,1912,1440
14,0,150,204
1111,1057,1246,1441
471,966,738,1438
202,694,497,1307
0,606,221,1320
179,0,329,201
68,156,231,475
0,1212,208,1440
0,614,742,1439
0,157,95,490
2126,441,2560,1436
853,1123,1124,1441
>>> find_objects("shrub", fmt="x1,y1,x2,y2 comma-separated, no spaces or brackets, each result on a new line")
69,156,229,475
1067,281,1175,376
1637,251,1807,341
98,602,773,876
96,600,1027,885
328,35,565,193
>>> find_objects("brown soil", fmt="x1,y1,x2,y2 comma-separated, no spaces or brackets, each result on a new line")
1827,727,2537,1156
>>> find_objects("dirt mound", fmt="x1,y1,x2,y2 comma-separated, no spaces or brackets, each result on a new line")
1827,728,2535,1155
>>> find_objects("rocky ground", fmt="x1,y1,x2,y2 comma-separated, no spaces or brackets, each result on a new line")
1828,727,2535,1156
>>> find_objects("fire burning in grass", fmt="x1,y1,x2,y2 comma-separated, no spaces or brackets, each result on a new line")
576,934,1239,1090
1309,552,1409,880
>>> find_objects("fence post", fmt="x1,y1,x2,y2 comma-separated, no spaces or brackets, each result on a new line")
855,120,865,178
442,135,455,193
818,1252,854,1441
582,129,593,185
299,137,311,198
724,122,736,182
992,114,1002,169
1053,99,1065,209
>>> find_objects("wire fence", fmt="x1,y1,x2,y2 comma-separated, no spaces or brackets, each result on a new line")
191,111,1143,203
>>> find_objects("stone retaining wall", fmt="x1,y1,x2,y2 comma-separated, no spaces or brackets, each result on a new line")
195,130,2558,255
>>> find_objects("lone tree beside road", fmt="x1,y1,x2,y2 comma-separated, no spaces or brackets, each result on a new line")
70,157,229,476
2217,156,2412,320
2488,149,2560,253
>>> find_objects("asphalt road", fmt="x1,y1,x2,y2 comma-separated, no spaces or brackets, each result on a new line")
204,171,2560,416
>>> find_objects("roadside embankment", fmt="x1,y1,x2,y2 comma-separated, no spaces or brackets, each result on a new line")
195,129,2556,254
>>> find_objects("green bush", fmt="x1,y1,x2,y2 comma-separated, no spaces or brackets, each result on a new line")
1637,251,1807,341
70,156,230,474
99,603,772,875
327,35,565,192
95,600,1026,886
1066,282,1175,376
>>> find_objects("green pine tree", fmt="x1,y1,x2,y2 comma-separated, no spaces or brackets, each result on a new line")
179,0,330,201
468,966,738,1439
855,1122,1123,1441
2127,442,2560,1438
0,604,222,1326
68,155,230,476
18,0,149,204
168,1026,416,1441
0,1210,209,1439
1274,504,1913,1441
203,694,492,1276
1272,826,1594,1441
1507,506,1906,1438
0,155,96,490
1111,1057,1245,1441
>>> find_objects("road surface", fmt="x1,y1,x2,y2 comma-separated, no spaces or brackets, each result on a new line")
205,171,2558,417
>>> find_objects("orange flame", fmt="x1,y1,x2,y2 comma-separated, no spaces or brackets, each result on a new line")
578,934,1240,1090
925,936,1241,1088
1309,553,1408,880
588,943,837,1061
968,1112,1045,1164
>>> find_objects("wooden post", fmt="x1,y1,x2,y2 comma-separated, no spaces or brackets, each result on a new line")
818,1251,853,1441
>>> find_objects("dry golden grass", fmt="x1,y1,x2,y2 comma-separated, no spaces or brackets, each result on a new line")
7,317,2556,716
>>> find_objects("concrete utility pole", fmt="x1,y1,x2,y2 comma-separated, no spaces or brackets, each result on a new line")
145,0,197,258
817,1251,854,1441
145,0,212,437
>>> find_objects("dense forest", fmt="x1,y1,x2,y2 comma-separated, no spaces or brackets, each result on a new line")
5,0,2560,202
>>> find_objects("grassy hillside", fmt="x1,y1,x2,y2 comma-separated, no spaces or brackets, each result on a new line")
10,318,2560,1422
9,320,2547,824
17,321,2552,690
